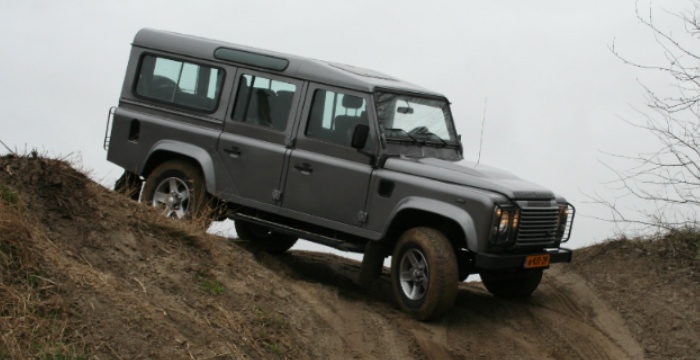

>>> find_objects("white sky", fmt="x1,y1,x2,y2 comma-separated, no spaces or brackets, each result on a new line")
0,0,693,252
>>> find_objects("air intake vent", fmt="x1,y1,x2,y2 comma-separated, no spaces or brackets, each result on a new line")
513,191,554,200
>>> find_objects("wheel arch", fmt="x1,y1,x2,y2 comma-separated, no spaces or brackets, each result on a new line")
140,140,217,194
382,197,478,252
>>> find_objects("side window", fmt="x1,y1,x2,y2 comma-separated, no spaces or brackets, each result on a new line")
306,89,369,148
135,55,223,113
231,74,297,131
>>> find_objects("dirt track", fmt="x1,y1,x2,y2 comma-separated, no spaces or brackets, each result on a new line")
1,154,698,359
269,250,647,360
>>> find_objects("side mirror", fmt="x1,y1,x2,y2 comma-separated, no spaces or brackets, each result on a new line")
351,124,370,150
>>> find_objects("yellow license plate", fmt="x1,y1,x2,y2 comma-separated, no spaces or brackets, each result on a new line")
525,254,551,269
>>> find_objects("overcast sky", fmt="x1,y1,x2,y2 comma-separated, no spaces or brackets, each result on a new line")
0,0,693,251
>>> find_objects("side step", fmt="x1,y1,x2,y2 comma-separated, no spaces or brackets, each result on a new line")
228,212,366,253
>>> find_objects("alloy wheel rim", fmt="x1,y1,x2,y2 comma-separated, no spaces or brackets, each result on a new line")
152,177,191,219
399,248,429,301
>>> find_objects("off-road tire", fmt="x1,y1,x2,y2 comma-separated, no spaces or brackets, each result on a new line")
480,269,543,298
235,221,298,254
391,227,458,321
142,160,211,226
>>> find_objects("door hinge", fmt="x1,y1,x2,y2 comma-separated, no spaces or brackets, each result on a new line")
272,189,283,201
285,136,295,148
358,211,368,223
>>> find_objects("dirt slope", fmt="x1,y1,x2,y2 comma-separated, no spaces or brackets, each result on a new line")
1,154,698,359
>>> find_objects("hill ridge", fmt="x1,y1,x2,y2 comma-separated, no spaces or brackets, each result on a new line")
1,154,698,359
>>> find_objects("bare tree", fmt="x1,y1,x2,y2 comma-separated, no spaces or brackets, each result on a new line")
596,1,700,231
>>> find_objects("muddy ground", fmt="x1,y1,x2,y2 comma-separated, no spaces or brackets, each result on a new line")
0,154,698,359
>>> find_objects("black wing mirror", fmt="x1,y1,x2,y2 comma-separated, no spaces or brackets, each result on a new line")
351,124,369,149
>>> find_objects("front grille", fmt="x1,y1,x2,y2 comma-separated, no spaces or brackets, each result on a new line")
516,207,560,244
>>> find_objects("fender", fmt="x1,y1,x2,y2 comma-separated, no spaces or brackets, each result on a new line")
383,196,479,251
142,140,217,193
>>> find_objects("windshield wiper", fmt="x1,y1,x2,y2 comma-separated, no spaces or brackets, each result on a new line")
385,128,451,148
384,128,418,144
407,126,449,147
426,134,448,147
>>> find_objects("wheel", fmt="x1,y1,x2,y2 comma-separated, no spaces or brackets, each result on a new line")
235,221,297,254
391,227,458,321
142,160,211,224
480,269,543,298
114,171,142,200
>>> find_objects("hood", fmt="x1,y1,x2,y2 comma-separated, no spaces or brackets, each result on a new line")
383,157,555,200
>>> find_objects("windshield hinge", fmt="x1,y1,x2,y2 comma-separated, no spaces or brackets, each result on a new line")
358,211,368,224
272,189,283,202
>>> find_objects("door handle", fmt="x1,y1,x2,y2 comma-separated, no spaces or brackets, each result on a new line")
294,163,313,175
224,146,241,158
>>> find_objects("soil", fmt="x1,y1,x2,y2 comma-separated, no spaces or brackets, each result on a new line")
1,153,698,359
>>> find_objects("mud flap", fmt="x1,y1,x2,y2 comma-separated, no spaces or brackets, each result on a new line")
115,171,142,201
358,241,390,287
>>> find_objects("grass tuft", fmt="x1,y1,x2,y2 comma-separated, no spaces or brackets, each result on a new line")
198,271,225,295
0,183,18,204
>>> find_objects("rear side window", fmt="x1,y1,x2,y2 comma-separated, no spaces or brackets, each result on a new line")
135,55,223,113
231,74,297,131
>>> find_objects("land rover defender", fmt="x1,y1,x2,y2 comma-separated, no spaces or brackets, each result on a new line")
105,29,574,320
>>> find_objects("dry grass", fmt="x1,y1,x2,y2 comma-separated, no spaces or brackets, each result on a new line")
0,153,298,359
0,186,88,358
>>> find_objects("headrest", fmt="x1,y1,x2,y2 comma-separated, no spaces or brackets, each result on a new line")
277,90,294,100
342,95,364,109
255,88,275,98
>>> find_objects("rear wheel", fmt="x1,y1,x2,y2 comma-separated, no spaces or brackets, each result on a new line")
391,227,458,321
480,269,543,298
235,221,297,254
142,160,212,226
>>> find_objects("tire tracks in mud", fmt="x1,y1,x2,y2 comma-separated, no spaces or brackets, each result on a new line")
276,251,647,360
544,267,645,359
419,266,645,359
278,252,415,360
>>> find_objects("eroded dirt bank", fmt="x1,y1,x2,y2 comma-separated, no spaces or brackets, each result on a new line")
1,154,698,359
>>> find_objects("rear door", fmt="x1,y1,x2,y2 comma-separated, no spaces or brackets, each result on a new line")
216,71,302,209
280,84,376,227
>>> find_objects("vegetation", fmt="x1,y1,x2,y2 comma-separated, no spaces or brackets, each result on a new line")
0,183,18,204
599,1,700,232
0,189,87,359
199,271,225,295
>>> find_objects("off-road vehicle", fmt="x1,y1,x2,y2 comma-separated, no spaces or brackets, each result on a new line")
105,29,575,320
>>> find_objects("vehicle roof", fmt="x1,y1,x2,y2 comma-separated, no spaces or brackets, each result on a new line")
133,28,445,97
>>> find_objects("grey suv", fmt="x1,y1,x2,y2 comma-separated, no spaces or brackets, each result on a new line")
105,29,574,320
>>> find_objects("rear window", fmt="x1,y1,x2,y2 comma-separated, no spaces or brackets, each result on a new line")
135,55,223,113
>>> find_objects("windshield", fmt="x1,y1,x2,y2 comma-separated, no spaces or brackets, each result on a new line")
375,92,457,145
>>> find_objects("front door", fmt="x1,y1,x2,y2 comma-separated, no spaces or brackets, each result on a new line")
281,85,375,227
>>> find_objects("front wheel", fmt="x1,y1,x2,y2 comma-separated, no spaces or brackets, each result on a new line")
391,227,458,321
480,269,543,298
235,221,297,254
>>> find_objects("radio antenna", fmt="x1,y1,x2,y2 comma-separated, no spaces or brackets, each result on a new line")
476,97,488,167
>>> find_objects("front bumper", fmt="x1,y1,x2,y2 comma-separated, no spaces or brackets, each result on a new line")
474,248,573,270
